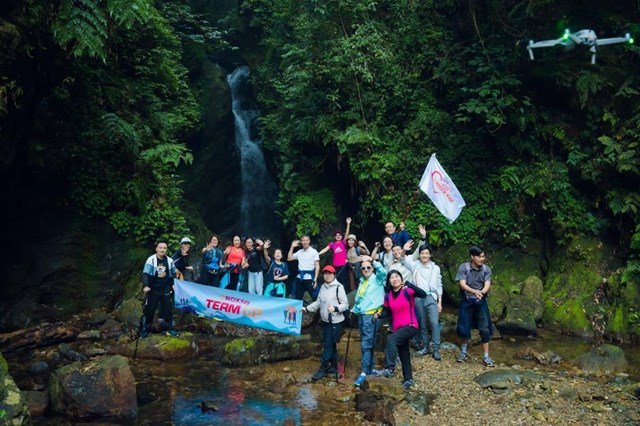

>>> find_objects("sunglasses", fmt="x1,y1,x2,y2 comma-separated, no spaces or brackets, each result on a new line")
361,266,373,271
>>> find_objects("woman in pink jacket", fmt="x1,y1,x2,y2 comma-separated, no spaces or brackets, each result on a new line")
374,270,426,390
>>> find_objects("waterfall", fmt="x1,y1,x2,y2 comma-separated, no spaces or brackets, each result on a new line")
226,66,278,237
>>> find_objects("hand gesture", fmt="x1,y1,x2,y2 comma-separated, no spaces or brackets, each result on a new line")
328,305,335,313
375,241,381,248
291,239,300,248
418,224,427,239
264,239,271,249
403,240,414,252
224,246,231,255
346,217,352,225
399,221,406,230
256,238,264,246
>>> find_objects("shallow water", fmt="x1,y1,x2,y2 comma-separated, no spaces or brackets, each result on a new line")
25,326,640,425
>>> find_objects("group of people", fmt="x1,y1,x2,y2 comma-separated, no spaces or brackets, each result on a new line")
139,220,495,392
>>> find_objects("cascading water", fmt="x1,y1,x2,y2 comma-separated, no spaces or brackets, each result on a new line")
226,66,278,237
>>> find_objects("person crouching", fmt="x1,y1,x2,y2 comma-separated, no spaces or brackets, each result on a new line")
302,265,349,380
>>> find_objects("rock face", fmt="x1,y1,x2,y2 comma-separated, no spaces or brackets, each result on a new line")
48,355,137,420
221,335,315,366
574,344,628,376
0,352,30,425
496,276,544,336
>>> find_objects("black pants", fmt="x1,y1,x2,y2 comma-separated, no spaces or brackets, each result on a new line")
142,288,174,331
203,269,221,287
321,320,343,369
390,326,418,381
294,278,317,301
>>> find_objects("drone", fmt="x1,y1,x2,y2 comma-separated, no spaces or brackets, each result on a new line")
527,29,634,64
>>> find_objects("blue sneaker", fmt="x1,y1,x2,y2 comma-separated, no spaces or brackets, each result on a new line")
483,356,495,367
165,329,179,337
353,374,366,387
371,368,394,378
402,379,415,390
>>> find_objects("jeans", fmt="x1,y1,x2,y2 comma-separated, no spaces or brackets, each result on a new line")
416,295,440,350
321,320,343,368
358,314,380,375
457,297,492,343
247,271,264,295
294,278,317,301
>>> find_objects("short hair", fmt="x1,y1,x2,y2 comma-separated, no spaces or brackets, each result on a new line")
418,243,433,254
300,234,311,240
469,245,485,256
156,240,168,247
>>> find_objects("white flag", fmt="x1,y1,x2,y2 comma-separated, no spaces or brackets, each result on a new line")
419,154,466,223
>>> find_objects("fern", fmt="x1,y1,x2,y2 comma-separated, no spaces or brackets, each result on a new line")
101,113,141,155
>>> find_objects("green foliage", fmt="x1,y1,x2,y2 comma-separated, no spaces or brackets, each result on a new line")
284,189,337,236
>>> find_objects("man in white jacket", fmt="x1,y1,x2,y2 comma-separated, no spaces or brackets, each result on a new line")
303,265,349,380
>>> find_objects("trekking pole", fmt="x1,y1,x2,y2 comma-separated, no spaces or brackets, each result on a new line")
343,328,352,381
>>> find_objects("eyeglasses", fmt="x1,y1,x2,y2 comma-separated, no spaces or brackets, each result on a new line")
361,266,373,271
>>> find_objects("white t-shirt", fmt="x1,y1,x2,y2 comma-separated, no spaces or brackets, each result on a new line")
293,247,319,271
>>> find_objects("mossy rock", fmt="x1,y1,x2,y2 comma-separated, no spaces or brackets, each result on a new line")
574,344,628,376
113,297,143,330
0,352,30,425
221,335,314,366
543,236,624,338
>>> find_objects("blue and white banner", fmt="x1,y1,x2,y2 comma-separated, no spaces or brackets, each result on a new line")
174,279,303,335
419,154,466,223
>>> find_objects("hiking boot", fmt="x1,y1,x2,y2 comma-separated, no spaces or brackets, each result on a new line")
402,379,415,390
353,374,366,387
483,356,495,367
415,347,431,356
325,365,337,374
312,367,327,381
140,330,150,338
456,351,468,363
166,329,179,337
371,368,394,378
432,350,441,361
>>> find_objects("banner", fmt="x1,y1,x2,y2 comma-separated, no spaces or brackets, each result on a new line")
174,279,303,335
419,154,466,223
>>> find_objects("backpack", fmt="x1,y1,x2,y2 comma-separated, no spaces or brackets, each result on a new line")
335,285,351,326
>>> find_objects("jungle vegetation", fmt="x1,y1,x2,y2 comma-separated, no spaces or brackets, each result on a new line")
1,0,640,286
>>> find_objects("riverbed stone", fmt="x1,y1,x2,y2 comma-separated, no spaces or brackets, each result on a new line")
574,344,628,376
115,333,194,360
113,297,142,330
24,390,48,417
0,352,31,425
221,334,314,366
621,382,640,398
48,354,137,419
473,368,547,389
354,391,396,425
366,376,405,400
404,391,436,415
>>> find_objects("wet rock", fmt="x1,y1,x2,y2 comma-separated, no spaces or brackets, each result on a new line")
84,347,108,357
85,311,111,326
99,318,125,339
366,376,405,400
354,391,396,425
513,347,561,364
24,390,48,417
77,330,101,340
574,344,628,376
29,361,49,374
621,382,640,398
113,297,143,330
404,392,436,415
58,343,87,361
473,368,546,390
608,373,630,386
48,354,137,419
114,334,194,360
440,341,459,351
558,385,578,400
0,352,30,425
221,335,314,366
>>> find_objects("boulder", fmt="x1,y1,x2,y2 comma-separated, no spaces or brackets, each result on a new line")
113,297,143,330
495,277,544,337
473,368,546,390
574,344,628,376
24,390,48,417
354,391,396,425
0,352,30,425
48,354,137,419
114,334,194,360
221,335,314,366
